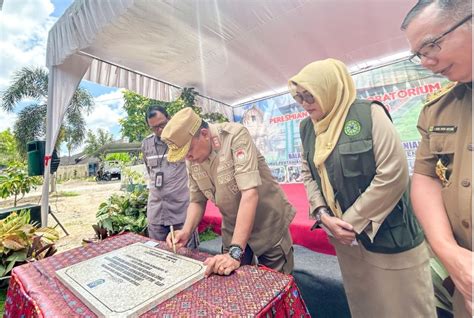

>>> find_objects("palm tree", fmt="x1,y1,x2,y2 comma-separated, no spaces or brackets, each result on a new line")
83,128,114,162
1,66,94,157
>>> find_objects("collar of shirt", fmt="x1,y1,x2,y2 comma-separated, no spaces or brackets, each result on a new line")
453,82,471,99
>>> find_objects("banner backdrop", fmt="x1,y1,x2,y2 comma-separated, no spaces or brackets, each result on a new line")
233,60,450,183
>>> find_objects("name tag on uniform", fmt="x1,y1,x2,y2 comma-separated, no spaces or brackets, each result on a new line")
429,125,457,133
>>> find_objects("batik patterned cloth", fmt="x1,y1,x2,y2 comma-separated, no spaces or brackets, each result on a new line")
4,233,309,317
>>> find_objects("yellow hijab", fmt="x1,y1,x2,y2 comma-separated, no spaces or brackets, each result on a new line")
289,58,356,217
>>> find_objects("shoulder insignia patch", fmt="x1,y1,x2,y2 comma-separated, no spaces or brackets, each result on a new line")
423,81,456,107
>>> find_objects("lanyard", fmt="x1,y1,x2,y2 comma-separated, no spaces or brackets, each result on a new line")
154,136,168,168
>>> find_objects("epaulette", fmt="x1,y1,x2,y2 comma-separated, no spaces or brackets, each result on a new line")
423,81,456,107
144,133,155,139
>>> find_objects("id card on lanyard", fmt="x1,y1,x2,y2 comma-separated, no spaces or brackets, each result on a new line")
154,137,168,189
155,171,164,188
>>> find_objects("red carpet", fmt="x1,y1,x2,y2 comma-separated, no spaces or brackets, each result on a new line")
198,183,336,255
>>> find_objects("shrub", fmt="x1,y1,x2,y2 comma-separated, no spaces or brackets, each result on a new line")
0,210,59,278
95,188,148,237
0,163,42,206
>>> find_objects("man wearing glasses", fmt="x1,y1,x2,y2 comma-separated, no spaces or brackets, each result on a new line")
142,105,198,247
401,1,472,317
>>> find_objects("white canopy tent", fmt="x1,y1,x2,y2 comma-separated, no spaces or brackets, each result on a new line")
42,0,414,225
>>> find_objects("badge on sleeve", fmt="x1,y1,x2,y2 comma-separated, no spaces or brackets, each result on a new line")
234,148,247,163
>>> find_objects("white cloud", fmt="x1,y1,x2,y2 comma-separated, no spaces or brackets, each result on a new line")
84,89,125,135
0,0,56,90
0,109,17,131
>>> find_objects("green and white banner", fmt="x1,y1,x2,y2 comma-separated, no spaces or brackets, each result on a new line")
234,60,450,182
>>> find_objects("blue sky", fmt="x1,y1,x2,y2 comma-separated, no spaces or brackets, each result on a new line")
0,0,126,155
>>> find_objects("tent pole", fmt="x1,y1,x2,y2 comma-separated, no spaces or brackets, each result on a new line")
41,69,55,226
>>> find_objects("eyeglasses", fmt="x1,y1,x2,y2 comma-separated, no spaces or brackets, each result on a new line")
150,122,167,131
409,14,472,64
292,91,315,105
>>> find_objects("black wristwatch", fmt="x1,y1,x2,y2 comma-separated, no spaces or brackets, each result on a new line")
228,244,244,262
311,206,332,231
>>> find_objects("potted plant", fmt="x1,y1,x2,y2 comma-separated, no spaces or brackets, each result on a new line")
0,210,59,287
93,187,148,239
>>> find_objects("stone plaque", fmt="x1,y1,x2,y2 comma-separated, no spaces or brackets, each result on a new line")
56,242,206,317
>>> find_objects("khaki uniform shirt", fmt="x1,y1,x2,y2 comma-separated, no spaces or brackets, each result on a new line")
187,123,296,256
414,83,472,250
142,135,189,226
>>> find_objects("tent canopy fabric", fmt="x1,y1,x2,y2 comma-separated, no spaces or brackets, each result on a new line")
47,0,414,106
42,0,415,225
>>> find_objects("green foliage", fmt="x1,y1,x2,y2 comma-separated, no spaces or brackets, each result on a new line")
51,191,80,197
13,103,47,157
122,167,145,185
202,112,230,123
1,66,94,157
199,227,219,242
96,188,148,236
0,210,59,278
0,288,6,313
105,152,131,164
0,129,20,167
83,128,114,161
119,91,170,142
119,87,229,142
0,163,42,207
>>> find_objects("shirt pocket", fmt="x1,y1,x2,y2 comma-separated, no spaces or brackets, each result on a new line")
429,134,455,154
195,178,215,202
339,140,375,177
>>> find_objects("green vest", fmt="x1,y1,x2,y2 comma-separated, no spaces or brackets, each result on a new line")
300,100,424,254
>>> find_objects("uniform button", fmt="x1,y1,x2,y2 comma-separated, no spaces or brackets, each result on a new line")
461,179,471,187
468,144,473,151
462,220,470,229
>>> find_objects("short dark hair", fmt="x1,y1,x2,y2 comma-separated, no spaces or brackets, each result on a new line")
193,119,209,137
401,0,472,30
146,105,169,123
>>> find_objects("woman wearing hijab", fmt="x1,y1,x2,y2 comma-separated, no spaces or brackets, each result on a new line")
290,59,435,317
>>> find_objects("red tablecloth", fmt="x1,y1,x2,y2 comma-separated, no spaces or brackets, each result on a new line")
4,233,309,317
198,183,336,255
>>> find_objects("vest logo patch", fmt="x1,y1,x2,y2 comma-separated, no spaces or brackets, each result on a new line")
344,120,361,136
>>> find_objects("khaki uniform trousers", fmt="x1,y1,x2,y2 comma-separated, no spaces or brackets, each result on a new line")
225,229,294,274
257,229,294,274
331,238,436,318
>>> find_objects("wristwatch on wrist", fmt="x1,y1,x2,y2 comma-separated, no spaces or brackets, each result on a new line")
228,244,244,262
311,206,331,231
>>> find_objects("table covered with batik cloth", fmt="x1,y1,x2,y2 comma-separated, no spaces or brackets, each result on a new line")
4,232,309,317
